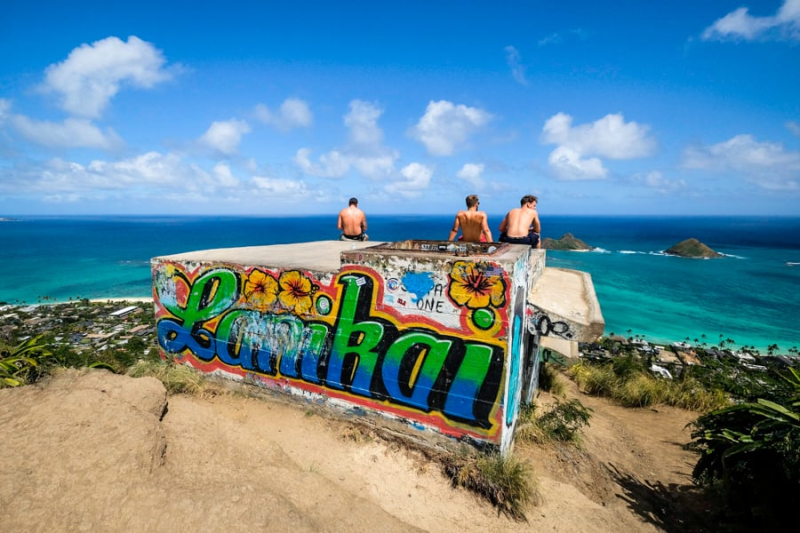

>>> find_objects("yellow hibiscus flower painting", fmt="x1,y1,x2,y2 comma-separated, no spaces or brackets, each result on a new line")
244,269,279,310
447,261,506,310
278,270,318,315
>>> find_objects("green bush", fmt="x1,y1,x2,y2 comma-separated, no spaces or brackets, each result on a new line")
689,368,800,529
538,362,566,397
516,399,593,446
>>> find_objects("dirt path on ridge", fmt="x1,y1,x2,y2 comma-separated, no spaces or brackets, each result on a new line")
0,368,708,532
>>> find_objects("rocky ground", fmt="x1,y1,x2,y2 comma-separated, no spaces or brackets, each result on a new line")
0,368,709,532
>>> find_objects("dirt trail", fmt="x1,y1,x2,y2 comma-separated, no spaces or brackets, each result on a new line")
0,369,706,532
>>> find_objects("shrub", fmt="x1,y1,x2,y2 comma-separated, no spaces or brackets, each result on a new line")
442,452,538,520
516,399,593,446
0,335,51,387
689,368,800,529
538,363,566,397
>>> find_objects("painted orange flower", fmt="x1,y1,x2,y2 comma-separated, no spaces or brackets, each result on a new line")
244,269,278,310
448,261,506,309
278,270,317,315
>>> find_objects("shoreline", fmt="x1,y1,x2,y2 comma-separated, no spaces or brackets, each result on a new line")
5,296,793,357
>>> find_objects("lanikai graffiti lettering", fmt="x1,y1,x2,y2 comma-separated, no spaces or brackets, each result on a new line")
154,264,508,436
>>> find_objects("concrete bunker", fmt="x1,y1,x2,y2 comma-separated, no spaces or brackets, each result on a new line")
151,240,603,455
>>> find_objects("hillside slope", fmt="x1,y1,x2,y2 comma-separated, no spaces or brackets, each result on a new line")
0,369,706,532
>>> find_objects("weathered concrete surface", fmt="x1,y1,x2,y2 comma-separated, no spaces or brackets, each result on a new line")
527,267,605,343
152,240,533,454
540,336,580,360
151,240,603,455
158,240,380,273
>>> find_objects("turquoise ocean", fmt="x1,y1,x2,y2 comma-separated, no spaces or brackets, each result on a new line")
1,215,798,353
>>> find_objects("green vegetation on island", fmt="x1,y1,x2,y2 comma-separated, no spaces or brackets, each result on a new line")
665,237,722,258
541,233,593,251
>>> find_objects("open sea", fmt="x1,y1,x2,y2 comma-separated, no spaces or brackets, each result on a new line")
1,215,799,353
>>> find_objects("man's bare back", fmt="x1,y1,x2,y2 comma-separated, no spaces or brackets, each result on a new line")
449,210,492,242
338,198,368,240
449,194,492,242
499,195,541,248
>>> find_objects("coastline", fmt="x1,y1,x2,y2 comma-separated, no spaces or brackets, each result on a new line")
8,295,793,357
89,297,154,304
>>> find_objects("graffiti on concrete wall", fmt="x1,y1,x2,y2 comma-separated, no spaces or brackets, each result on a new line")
153,261,512,441
527,305,575,340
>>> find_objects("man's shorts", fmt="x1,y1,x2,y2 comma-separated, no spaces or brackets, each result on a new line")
340,233,367,241
500,232,540,247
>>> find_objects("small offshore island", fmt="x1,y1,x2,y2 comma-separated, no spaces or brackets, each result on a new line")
542,233,593,251
665,237,722,258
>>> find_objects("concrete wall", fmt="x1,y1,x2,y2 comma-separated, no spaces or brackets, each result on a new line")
151,241,531,454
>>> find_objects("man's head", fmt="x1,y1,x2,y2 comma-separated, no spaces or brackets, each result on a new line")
520,194,538,207
465,194,479,208
349,197,358,206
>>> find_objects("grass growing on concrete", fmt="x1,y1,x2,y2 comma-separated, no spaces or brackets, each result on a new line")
442,452,539,521
126,359,208,395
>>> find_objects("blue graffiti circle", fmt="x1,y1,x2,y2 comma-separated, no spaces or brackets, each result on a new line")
315,295,332,315
471,308,495,330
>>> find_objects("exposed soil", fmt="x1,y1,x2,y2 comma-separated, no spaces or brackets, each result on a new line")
0,368,711,532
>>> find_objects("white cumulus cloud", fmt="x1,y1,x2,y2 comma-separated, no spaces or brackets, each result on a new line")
212,163,240,187
629,170,688,195
456,163,485,188
254,97,313,130
411,100,492,156
10,115,123,150
683,134,800,191
295,100,398,180
504,46,528,86
541,112,656,180
198,119,251,156
40,36,177,119
702,0,800,41
344,99,385,145
385,162,433,198
294,148,351,178
0,98,10,122
250,176,310,197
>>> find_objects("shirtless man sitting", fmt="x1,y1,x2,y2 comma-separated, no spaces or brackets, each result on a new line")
448,194,493,242
499,194,541,248
338,197,369,241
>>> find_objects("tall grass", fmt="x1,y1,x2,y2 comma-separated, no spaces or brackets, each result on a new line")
442,452,539,520
567,361,729,412
516,399,593,446
538,363,567,397
127,359,207,395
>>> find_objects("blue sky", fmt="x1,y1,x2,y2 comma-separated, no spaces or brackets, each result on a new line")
1,0,799,216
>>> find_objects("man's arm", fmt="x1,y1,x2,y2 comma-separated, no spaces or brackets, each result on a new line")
481,214,493,242
337,212,344,231
499,213,509,234
531,211,540,234
448,214,460,241
360,212,367,233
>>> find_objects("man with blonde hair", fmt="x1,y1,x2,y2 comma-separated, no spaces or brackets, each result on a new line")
448,194,493,242
499,195,541,248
